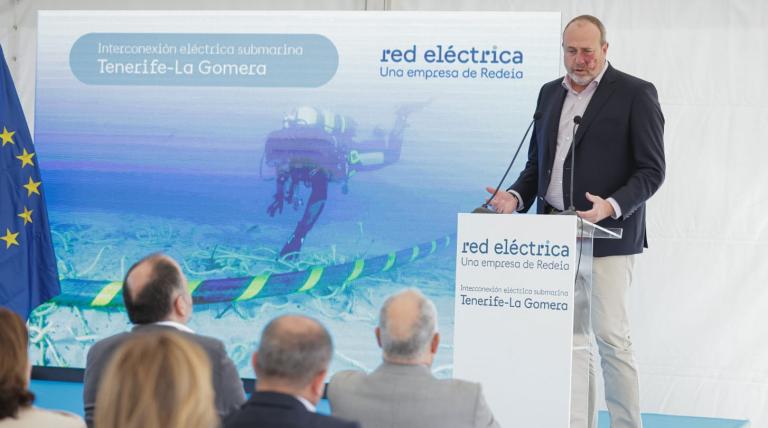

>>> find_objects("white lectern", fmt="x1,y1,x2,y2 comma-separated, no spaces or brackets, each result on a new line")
453,213,620,428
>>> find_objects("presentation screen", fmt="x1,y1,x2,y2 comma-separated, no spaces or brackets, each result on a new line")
31,10,560,377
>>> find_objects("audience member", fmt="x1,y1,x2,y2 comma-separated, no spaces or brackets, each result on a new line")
224,315,359,428
94,331,217,428
328,289,500,428
0,307,84,428
83,253,245,426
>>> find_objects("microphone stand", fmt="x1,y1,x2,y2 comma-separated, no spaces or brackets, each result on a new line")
559,115,581,216
474,112,541,214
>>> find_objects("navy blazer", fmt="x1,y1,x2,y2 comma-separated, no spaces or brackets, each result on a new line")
224,391,360,428
510,64,665,257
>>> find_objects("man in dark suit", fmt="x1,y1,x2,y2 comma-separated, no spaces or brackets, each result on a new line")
82,253,246,427
487,15,665,428
224,315,360,428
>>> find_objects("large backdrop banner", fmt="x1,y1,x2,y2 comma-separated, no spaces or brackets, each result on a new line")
32,10,560,376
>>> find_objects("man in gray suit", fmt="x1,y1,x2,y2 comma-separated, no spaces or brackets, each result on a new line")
82,253,246,427
327,289,500,428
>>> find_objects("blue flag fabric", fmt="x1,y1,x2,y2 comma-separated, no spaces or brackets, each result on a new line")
0,44,60,319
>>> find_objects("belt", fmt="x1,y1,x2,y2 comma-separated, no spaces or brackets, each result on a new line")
545,205,563,215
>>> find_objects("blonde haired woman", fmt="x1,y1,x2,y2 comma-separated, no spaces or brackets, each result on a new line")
0,308,85,427
94,331,218,428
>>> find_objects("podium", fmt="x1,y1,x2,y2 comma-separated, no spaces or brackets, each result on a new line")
453,213,620,428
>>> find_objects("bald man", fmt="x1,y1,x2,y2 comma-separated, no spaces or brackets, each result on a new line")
487,15,664,428
327,289,500,428
82,253,245,427
224,315,359,428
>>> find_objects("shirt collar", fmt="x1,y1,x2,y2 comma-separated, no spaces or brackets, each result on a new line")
153,320,195,333
562,60,609,92
294,395,316,412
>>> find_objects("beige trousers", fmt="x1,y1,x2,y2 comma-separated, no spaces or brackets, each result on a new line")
571,254,642,428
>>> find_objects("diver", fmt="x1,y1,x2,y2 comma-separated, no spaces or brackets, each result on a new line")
263,103,427,260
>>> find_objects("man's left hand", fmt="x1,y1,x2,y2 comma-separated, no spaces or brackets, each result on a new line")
576,192,615,223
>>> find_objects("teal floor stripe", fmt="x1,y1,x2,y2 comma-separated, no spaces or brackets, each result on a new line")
598,411,749,428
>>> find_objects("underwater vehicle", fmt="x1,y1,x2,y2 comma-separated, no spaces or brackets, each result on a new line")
263,103,427,260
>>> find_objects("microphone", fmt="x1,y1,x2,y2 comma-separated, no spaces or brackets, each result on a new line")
561,115,581,215
474,111,542,214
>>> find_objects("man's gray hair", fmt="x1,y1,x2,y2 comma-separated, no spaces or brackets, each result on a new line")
255,315,333,387
564,14,608,45
378,288,438,360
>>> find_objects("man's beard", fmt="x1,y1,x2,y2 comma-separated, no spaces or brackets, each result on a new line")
567,70,595,86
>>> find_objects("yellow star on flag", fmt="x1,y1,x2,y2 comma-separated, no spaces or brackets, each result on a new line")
0,127,15,146
23,176,42,197
18,206,34,225
0,228,20,249
16,148,35,168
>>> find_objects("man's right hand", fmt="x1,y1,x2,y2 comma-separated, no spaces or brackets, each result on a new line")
485,186,519,214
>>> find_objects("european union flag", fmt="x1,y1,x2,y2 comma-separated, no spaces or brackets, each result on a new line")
0,44,60,319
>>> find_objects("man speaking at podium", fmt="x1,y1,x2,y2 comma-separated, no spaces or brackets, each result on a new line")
486,15,665,428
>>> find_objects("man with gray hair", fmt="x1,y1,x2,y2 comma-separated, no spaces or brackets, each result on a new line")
328,289,500,428
224,315,360,428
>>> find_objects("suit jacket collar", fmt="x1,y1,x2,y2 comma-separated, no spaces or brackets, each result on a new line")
247,391,309,412
547,63,620,158
546,84,568,160
130,322,193,334
574,63,620,147
374,361,434,377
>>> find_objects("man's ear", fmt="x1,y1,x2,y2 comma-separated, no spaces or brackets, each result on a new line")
172,293,185,318
174,290,193,321
310,369,327,403
251,352,260,375
430,332,440,354
375,327,382,349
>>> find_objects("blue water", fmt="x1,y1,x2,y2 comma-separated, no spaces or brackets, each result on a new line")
30,9,544,385
31,87,524,379
32,154,464,377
